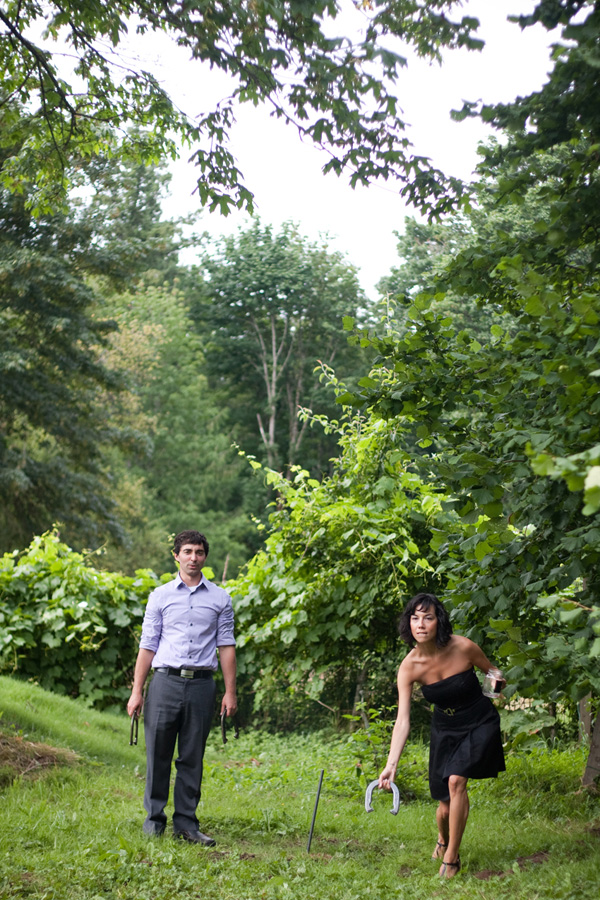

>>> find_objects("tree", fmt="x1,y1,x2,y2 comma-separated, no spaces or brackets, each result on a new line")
0,174,124,551
338,0,600,782
197,220,368,472
96,280,256,580
0,1,480,214
71,153,187,287
374,145,580,340
375,215,500,340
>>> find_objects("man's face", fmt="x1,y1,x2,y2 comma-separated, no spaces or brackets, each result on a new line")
175,543,207,580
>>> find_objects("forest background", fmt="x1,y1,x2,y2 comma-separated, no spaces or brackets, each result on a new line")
1,0,600,790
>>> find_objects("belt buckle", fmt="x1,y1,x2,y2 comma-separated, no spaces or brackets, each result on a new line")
180,669,194,679
443,707,456,716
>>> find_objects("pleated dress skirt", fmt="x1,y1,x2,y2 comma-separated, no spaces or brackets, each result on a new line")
421,668,506,801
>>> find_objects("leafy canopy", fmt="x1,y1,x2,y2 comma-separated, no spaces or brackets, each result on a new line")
0,1,482,213
0,179,125,551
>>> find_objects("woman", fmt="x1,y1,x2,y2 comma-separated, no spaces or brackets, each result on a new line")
378,593,505,878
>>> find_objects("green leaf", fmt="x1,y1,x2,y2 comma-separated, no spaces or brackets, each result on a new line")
524,296,545,317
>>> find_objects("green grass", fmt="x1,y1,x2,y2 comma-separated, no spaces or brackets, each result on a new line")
1,674,599,900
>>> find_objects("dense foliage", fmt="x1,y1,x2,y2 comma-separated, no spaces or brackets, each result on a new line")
231,1,600,779
337,1,600,783
0,182,124,550
230,409,446,720
0,531,163,708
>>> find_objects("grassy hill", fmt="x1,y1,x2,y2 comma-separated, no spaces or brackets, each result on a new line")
1,674,599,900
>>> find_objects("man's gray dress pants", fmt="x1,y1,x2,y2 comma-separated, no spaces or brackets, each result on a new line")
143,671,216,834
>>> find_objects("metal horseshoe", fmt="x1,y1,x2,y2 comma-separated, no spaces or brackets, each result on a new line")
364,779,401,815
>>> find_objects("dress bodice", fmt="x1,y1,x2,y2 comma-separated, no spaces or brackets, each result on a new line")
420,667,482,710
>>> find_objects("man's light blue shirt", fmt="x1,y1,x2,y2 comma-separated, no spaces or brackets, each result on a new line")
140,572,236,670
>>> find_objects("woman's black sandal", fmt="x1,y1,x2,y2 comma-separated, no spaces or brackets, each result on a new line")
439,857,461,878
432,841,447,860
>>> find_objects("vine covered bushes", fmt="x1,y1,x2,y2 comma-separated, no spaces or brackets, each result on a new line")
230,411,448,722
0,531,166,708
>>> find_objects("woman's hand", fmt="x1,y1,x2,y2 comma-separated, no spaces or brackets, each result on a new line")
378,763,397,790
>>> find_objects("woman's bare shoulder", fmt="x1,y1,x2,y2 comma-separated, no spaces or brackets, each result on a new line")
398,651,418,683
450,634,471,649
450,634,477,651
450,634,481,658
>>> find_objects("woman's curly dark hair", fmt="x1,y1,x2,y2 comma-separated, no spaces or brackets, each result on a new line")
398,593,452,648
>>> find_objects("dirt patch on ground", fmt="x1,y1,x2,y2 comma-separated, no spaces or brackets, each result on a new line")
585,819,600,838
473,850,550,880
0,730,79,786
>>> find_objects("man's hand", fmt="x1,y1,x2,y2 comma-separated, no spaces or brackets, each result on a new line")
220,691,238,717
127,690,144,719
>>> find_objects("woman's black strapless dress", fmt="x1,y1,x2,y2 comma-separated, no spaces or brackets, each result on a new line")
421,667,505,801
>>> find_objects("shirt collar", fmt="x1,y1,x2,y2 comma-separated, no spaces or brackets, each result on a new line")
175,572,207,591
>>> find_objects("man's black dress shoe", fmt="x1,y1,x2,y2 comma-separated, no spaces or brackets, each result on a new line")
174,829,216,847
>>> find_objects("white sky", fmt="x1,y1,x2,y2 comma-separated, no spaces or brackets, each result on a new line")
141,0,558,298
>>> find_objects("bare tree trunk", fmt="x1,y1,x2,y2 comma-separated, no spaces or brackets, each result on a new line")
257,412,277,468
582,702,600,791
579,693,592,741
352,665,370,728
251,313,298,469
220,553,230,584
287,372,310,465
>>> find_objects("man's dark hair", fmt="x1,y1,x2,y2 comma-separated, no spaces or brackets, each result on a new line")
398,593,452,648
173,530,209,557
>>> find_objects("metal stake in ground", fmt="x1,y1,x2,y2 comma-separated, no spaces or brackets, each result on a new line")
307,769,324,853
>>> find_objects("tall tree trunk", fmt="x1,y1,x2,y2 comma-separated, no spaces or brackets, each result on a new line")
579,693,592,741
582,702,600,791
352,665,370,727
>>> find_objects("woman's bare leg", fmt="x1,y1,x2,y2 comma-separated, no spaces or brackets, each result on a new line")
432,800,450,858
439,775,469,878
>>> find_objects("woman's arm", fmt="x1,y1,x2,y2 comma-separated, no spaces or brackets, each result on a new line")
378,662,414,789
456,635,506,686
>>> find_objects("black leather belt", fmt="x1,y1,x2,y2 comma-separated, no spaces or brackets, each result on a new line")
155,667,213,679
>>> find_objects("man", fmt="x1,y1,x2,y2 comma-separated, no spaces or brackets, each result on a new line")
127,530,237,846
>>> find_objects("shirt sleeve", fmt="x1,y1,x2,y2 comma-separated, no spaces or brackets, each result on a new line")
216,592,236,647
139,589,163,652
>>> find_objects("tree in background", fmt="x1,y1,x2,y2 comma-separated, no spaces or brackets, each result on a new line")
71,153,187,287
0,170,124,551
97,281,254,580
196,220,369,473
0,141,251,572
374,144,580,340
